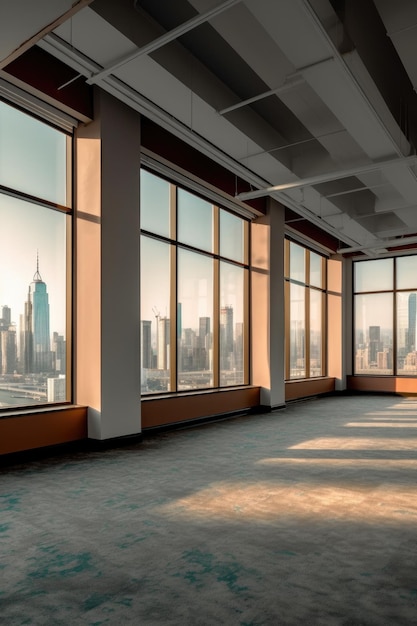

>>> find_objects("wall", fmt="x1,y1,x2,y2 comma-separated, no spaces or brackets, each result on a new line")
0,406,87,455
142,387,261,430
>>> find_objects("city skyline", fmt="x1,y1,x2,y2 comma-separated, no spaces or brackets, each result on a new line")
0,194,67,336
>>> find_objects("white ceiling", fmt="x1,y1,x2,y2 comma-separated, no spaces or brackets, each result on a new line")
2,0,417,255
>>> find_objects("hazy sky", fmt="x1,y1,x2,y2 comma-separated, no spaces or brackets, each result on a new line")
0,101,68,336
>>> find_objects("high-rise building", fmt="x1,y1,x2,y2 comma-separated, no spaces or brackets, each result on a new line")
408,293,416,353
141,320,152,369
369,326,381,365
157,317,170,370
220,306,234,371
21,257,52,374
47,376,66,402
197,316,211,370
52,332,66,374
0,307,17,375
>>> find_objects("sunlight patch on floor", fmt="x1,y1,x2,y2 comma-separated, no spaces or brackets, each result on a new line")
153,481,417,523
345,422,417,428
289,437,417,450
256,458,417,467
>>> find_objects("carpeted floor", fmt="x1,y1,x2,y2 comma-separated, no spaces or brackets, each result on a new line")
1,394,417,625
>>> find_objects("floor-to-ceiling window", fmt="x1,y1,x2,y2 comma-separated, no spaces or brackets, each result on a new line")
140,169,249,394
0,100,71,408
284,239,327,380
354,254,417,375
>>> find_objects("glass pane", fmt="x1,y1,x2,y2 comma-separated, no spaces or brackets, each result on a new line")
140,170,170,237
177,189,213,252
310,252,322,288
354,258,393,293
397,291,417,375
396,256,417,290
178,249,213,389
289,283,305,378
140,236,171,393
220,262,245,386
220,209,245,263
0,101,67,206
289,242,305,283
354,293,393,374
310,289,322,376
0,194,67,407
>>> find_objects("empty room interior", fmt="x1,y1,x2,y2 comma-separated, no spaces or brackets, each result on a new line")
1,1,417,623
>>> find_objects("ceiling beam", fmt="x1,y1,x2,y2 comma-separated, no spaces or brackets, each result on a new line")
87,0,241,85
218,77,304,115
337,234,417,254
236,155,417,201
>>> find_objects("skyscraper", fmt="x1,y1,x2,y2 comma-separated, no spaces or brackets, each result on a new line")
21,256,52,373
141,320,152,369
220,306,234,371
408,293,416,353
157,316,170,370
0,306,17,375
369,326,381,365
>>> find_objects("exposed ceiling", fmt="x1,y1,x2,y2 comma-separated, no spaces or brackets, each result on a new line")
2,0,417,256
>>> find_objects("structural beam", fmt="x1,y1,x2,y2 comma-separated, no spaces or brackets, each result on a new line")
236,155,417,201
337,234,417,254
218,78,304,115
88,0,241,84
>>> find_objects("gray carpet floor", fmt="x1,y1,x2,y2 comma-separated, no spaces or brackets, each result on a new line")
1,394,417,625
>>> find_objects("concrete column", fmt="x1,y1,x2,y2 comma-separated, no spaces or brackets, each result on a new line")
75,89,141,439
251,198,285,409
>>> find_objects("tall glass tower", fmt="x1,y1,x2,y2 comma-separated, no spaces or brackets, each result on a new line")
22,256,52,373
408,293,416,353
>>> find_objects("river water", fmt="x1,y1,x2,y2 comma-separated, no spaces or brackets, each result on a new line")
0,388,43,408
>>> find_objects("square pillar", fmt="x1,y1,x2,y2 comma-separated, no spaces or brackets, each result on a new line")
251,198,285,409
75,89,141,439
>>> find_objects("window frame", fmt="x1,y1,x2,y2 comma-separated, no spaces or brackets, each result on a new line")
140,166,250,395
284,238,328,380
353,254,417,376
0,98,73,411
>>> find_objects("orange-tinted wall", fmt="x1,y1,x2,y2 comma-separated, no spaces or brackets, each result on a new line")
347,376,417,395
0,406,88,456
285,378,335,402
142,387,261,429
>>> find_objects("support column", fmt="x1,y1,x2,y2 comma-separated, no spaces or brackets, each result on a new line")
251,198,285,409
75,89,141,439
